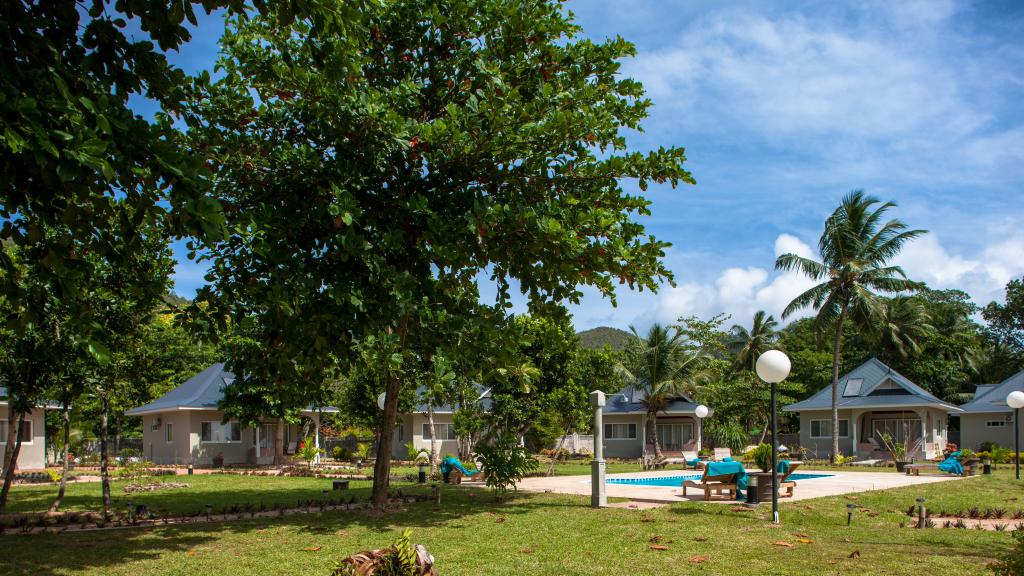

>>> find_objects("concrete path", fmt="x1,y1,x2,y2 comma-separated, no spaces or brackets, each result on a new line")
517,469,969,504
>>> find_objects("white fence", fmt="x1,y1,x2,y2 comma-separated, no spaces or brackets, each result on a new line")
552,433,594,455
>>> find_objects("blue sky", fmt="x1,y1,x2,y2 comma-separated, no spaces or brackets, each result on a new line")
163,0,1024,332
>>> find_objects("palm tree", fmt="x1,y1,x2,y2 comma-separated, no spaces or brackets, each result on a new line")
619,323,709,458
728,310,779,372
870,297,933,364
776,190,925,462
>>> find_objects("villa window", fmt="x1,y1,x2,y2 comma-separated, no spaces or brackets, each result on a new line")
396,423,405,441
870,417,920,444
200,421,242,443
809,419,848,438
421,423,457,440
986,420,1007,428
165,422,173,443
604,423,637,440
0,420,32,444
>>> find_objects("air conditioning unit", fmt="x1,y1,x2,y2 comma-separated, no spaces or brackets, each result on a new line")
151,416,162,431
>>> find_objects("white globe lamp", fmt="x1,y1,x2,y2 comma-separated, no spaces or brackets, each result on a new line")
695,404,709,419
756,350,791,384
1009,390,1024,481
1008,391,1024,410
377,392,387,411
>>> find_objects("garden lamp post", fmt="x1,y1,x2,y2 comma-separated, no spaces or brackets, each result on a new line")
1008,390,1024,481
695,404,709,452
756,349,791,525
590,390,607,508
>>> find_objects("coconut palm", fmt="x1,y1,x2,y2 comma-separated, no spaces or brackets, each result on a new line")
871,297,934,364
776,190,925,462
728,310,779,372
619,323,710,458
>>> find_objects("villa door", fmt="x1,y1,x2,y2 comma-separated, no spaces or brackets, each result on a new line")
871,417,921,445
257,423,275,465
656,422,694,451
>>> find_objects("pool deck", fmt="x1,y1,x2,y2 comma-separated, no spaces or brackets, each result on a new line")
515,469,969,504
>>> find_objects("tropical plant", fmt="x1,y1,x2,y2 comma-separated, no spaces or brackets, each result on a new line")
989,527,1024,576
620,323,712,458
869,297,933,364
776,190,926,462
474,435,538,498
879,432,921,462
294,438,323,466
332,529,437,576
728,311,778,372
747,443,773,472
405,442,429,464
353,443,371,462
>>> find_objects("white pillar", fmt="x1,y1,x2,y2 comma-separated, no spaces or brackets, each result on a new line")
696,416,703,452
590,391,606,508
314,412,322,465
255,425,260,465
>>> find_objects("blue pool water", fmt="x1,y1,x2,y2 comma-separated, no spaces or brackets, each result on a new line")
606,472,834,487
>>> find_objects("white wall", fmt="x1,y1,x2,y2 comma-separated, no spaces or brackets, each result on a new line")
0,404,47,470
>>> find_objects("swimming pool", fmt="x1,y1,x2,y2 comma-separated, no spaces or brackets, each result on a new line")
605,472,834,488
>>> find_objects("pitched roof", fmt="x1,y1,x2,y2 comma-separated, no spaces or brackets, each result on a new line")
0,387,60,410
411,384,492,414
125,363,338,416
958,370,1024,414
784,357,961,413
602,386,708,416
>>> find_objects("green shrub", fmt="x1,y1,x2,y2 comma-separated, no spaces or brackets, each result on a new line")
474,435,538,496
405,441,429,463
294,438,323,464
990,528,1024,576
746,444,772,471
332,445,352,461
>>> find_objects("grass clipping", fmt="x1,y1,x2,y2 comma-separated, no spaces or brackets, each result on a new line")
333,529,436,576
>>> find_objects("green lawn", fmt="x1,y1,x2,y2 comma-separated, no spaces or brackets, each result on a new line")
2,470,1020,575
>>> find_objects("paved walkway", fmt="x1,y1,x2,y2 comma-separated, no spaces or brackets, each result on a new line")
517,469,969,503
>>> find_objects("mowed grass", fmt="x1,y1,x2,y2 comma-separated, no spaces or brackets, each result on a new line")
2,470,1021,575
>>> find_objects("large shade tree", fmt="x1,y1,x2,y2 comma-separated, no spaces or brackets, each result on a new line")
776,190,925,462
185,0,693,505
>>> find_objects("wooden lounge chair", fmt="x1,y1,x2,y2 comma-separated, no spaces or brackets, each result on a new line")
713,447,732,461
682,466,740,501
904,462,967,477
778,460,803,497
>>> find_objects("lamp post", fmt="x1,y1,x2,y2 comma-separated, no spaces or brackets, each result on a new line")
695,404,709,452
1008,391,1024,481
756,349,791,525
590,390,607,508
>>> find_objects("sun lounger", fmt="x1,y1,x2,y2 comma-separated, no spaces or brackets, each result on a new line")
713,447,732,461
682,461,747,501
849,459,883,466
662,450,703,469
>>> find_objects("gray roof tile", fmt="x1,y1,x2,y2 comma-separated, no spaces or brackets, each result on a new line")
958,371,1024,414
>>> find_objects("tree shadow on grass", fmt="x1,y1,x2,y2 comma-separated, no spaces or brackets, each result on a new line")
0,485,581,576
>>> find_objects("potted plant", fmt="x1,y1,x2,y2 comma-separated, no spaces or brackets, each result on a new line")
879,433,920,472
697,448,711,461
750,443,773,472
295,437,324,467
353,443,370,471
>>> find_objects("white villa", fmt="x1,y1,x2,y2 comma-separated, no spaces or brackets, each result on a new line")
0,387,49,470
784,358,960,460
126,364,337,466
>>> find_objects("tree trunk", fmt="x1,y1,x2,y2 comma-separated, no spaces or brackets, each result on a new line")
371,316,408,507
100,395,111,520
758,418,768,445
114,416,121,457
647,411,660,458
547,425,573,476
274,418,285,466
427,400,438,478
0,412,26,514
49,402,72,512
830,304,849,464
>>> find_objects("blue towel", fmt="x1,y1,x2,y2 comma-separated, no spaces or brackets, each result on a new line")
938,454,963,475
686,458,701,467
777,459,791,475
721,457,733,462
705,460,748,496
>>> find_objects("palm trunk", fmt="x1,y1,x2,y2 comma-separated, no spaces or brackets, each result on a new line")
830,304,849,464
100,395,111,521
371,316,408,507
0,412,26,514
427,400,438,478
49,402,72,512
547,425,573,476
647,411,660,458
